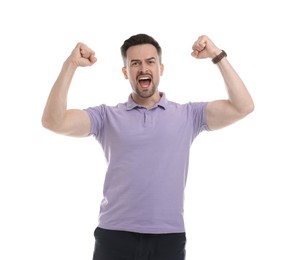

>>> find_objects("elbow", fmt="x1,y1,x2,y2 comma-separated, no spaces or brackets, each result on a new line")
246,100,255,115
41,116,53,131
41,115,60,132
240,101,255,118
41,114,48,129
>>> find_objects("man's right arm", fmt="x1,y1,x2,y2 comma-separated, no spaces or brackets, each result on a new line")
41,43,97,137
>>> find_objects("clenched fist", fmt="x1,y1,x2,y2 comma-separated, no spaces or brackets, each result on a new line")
191,35,222,59
67,42,97,67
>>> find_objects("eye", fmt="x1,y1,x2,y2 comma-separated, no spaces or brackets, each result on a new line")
147,59,156,65
131,61,140,67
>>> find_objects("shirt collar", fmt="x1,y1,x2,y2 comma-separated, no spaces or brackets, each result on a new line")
126,92,168,111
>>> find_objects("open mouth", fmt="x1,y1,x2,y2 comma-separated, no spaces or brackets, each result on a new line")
138,75,152,88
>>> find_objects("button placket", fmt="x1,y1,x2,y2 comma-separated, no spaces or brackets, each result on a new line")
143,110,153,127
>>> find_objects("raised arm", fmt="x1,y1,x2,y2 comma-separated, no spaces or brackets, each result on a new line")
192,35,254,130
41,43,97,137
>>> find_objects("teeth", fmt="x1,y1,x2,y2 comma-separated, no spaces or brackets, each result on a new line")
139,76,150,80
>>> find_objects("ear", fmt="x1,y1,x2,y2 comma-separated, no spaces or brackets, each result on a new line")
160,64,164,76
122,67,128,79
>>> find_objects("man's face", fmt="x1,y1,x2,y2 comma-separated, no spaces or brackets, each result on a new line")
122,44,164,99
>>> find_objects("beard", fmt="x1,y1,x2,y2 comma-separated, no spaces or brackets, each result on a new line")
133,83,157,99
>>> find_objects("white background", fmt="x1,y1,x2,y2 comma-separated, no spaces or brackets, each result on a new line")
1,0,288,259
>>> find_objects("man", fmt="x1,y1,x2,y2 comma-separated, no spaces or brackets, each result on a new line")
42,34,254,260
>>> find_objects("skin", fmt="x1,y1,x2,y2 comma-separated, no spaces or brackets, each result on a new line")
41,35,254,137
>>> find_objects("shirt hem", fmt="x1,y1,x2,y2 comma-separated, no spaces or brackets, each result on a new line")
98,224,186,234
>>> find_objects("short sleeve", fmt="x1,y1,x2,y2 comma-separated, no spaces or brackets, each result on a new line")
189,101,210,139
84,105,106,138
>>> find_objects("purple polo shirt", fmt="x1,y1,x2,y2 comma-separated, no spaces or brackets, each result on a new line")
85,93,209,234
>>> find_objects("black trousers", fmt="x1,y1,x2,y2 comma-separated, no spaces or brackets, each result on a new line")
92,227,186,260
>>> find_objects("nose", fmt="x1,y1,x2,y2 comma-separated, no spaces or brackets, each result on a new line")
140,65,149,74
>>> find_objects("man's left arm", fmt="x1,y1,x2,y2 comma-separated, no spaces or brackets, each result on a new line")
192,35,255,130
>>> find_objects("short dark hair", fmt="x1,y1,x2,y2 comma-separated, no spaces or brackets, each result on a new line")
120,33,162,65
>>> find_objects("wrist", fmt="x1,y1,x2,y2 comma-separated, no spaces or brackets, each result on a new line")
64,58,78,70
212,50,227,64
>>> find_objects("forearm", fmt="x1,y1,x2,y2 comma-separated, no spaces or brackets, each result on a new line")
42,60,77,130
217,57,254,115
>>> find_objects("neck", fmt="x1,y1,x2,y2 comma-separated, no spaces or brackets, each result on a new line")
131,91,161,109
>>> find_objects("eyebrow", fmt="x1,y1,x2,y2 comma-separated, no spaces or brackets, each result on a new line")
130,57,156,63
